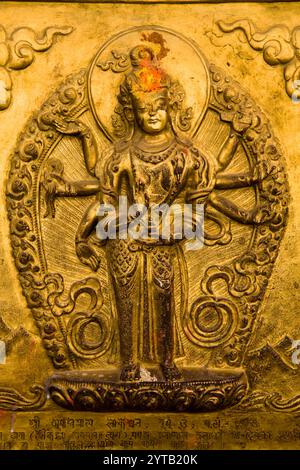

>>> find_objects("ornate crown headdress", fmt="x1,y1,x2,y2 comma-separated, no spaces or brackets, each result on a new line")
123,45,170,93
97,33,193,139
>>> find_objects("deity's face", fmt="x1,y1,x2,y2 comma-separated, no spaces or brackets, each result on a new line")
131,89,169,135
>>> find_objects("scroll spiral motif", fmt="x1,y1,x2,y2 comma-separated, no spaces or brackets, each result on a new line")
216,19,300,99
6,70,114,369
183,65,289,366
0,24,73,111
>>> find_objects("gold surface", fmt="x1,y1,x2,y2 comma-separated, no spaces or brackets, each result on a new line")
0,0,299,450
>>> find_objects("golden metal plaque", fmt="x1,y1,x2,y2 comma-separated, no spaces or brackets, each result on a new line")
0,0,299,451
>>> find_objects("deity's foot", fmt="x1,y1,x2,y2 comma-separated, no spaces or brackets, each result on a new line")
160,362,182,381
120,363,140,382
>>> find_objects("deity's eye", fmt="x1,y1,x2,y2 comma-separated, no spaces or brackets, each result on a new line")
156,99,167,110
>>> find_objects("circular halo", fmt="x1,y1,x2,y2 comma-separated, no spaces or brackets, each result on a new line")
88,25,210,142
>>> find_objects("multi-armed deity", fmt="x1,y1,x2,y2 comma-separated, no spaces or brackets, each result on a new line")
7,27,288,411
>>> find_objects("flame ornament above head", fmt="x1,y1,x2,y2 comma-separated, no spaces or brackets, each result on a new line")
113,42,193,139
92,29,207,139
126,45,170,93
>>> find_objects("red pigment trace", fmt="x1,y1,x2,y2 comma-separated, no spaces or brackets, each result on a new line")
136,58,167,92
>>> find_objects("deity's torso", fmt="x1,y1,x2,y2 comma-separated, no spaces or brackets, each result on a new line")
96,137,215,208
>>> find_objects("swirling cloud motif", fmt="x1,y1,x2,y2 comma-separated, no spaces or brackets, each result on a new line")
0,68,12,110
217,19,300,98
0,24,73,111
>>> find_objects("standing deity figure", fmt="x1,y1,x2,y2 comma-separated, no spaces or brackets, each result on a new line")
44,45,270,382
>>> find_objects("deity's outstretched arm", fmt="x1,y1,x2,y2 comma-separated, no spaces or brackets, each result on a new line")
80,127,98,176
55,179,101,197
75,201,102,272
208,133,275,225
208,192,268,225
215,172,256,188
214,128,275,191
215,152,275,189
41,119,102,217
41,167,101,217
52,118,98,175
216,133,239,171
75,201,100,242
